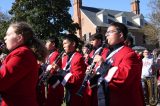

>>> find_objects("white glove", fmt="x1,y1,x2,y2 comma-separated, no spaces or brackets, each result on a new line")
46,65,52,72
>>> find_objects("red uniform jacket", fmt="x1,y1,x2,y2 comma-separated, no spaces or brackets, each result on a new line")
61,51,87,106
90,47,109,60
88,47,110,106
45,50,64,106
87,47,108,66
0,46,39,106
107,46,144,106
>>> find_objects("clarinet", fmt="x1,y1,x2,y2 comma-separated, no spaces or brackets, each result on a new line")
76,61,96,97
76,47,103,97
38,51,64,87
97,59,113,86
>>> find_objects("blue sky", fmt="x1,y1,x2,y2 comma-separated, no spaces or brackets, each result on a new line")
0,0,150,19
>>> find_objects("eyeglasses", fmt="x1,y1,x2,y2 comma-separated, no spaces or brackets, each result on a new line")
105,30,119,36
143,52,149,53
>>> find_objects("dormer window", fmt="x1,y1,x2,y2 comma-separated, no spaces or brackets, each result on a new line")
103,15,108,23
115,12,127,24
108,19,114,24
140,19,144,26
127,21,134,26
97,13,108,23
96,9,108,23
132,14,144,26
122,17,127,24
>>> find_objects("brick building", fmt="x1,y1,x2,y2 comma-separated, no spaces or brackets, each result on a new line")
72,0,147,46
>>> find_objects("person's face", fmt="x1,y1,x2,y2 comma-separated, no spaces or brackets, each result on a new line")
82,46,89,54
63,39,75,53
4,26,23,51
143,50,149,57
91,39,101,48
105,26,123,46
45,41,55,51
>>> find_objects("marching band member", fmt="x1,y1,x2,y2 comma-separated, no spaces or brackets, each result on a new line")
86,33,109,106
92,22,144,106
44,37,64,106
49,34,89,106
82,43,92,65
85,33,108,66
0,22,48,106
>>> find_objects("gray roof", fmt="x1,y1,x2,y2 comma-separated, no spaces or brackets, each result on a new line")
81,6,144,29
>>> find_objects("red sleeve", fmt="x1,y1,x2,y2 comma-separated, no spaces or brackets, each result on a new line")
49,52,59,64
67,56,86,86
0,52,37,91
49,51,62,68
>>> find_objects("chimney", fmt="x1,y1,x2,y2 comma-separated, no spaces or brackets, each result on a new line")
131,0,140,15
73,0,82,39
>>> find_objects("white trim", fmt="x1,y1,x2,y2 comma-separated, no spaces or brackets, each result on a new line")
106,46,124,61
46,65,52,72
104,66,118,82
61,72,72,86
52,80,60,88
92,47,103,58
63,53,75,72
95,65,100,72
